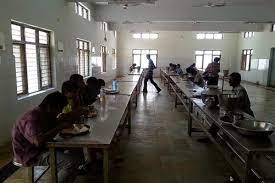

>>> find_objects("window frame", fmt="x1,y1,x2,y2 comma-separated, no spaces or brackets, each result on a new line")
196,33,223,40
241,49,253,71
132,49,158,69
75,2,91,21
243,32,255,38
100,22,108,32
112,48,117,70
100,45,107,72
132,33,159,40
11,21,52,96
195,50,222,71
76,39,91,77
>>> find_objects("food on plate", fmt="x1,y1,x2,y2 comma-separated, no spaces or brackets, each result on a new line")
61,124,90,135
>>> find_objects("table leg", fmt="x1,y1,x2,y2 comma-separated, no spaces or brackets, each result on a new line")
222,76,225,92
188,99,193,136
135,87,138,106
49,147,57,183
175,94,178,108
103,149,109,183
243,152,253,183
128,103,132,134
138,80,141,94
83,147,91,162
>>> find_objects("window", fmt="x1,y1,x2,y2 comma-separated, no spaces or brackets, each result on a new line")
76,39,90,77
91,46,96,54
11,22,52,96
132,49,158,69
75,2,90,20
113,31,117,38
244,32,254,38
196,33,223,40
112,49,117,69
133,33,141,39
100,22,108,32
241,49,253,71
195,50,221,71
132,33,159,40
100,46,107,72
272,24,275,32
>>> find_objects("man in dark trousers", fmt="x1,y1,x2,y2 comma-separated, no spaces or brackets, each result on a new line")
143,54,161,93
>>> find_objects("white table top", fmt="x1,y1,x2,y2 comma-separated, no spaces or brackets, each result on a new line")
48,95,131,148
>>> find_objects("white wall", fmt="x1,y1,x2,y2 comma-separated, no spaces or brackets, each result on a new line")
117,30,238,75
237,29,275,86
0,0,117,145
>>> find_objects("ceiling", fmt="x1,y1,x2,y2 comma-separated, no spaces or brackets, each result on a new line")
70,0,275,32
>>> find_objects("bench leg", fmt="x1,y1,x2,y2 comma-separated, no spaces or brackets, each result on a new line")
49,147,58,183
128,103,132,134
26,167,34,183
188,100,193,136
103,149,109,183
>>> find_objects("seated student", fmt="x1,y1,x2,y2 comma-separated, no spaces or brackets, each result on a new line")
199,72,254,142
186,63,196,74
229,72,254,116
129,63,137,72
86,77,99,104
70,74,89,106
169,63,177,72
175,64,185,75
192,69,205,88
62,80,80,113
12,92,85,183
97,78,106,94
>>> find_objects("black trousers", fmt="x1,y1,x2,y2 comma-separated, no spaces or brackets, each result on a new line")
143,74,161,92
206,76,219,85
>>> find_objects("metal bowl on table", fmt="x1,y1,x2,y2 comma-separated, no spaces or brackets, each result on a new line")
233,120,275,137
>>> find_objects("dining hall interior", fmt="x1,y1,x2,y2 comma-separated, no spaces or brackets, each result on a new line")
1,0,275,183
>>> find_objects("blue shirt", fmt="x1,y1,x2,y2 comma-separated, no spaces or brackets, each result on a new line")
176,68,184,75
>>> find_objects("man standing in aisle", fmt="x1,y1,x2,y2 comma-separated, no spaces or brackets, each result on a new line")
143,54,161,93
203,57,221,85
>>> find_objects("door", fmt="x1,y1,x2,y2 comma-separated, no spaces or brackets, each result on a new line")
268,48,275,87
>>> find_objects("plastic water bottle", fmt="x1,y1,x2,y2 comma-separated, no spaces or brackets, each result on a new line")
112,79,118,91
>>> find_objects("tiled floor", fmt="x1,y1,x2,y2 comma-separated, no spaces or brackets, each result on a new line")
3,79,275,183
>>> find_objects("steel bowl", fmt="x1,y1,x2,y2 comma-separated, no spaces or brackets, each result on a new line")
233,120,275,137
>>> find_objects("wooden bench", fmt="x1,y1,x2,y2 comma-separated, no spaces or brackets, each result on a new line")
13,161,49,183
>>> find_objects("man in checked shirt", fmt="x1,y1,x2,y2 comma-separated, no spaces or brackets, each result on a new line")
143,54,161,93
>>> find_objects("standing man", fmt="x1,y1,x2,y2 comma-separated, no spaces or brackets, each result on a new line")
143,54,161,93
203,57,221,85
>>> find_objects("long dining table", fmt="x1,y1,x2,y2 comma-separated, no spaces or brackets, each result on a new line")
47,71,144,183
160,68,275,183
